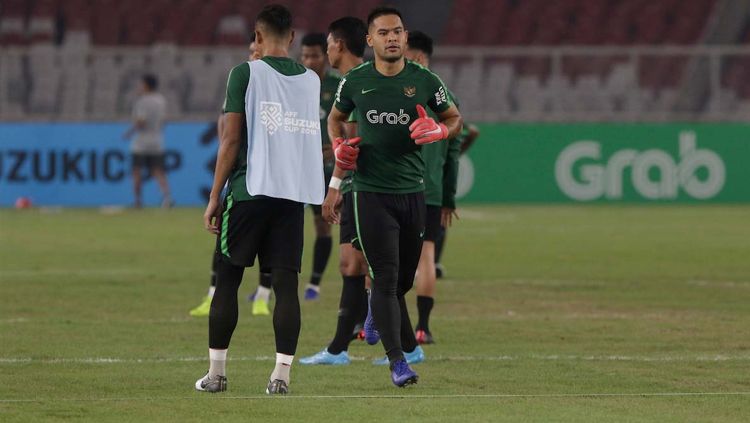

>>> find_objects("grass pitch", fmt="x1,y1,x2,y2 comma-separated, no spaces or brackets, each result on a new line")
1,205,749,422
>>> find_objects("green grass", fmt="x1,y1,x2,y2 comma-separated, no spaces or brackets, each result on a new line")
1,205,750,422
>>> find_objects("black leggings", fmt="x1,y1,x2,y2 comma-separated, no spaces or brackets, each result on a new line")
354,191,424,362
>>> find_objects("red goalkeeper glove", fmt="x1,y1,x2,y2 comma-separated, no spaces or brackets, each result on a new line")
409,104,448,145
333,137,361,170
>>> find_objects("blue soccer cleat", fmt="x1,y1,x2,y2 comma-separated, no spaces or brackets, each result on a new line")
299,349,350,365
390,359,418,387
364,294,380,345
372,345,425,366
304,287,320,301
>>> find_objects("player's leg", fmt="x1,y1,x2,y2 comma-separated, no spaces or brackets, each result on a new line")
131,155,143,208
149,153,173,208
261,198,305,394
300,193,367,365
355,192,413,386
415,205,441,343
304,207,332,300
434,226,447,278
190,249,221,317
196,195,264,393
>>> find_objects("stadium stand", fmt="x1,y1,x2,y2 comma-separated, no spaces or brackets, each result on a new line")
3,0,749,121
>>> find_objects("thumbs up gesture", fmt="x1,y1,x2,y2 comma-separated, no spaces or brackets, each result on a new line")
409,104,448,145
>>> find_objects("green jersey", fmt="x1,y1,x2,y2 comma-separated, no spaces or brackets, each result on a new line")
423,92,460,208
320,72,340,173
334,60,452,194
221,57,307,201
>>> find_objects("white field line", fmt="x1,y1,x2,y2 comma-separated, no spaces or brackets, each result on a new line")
2,354,750,365
1,392,750,403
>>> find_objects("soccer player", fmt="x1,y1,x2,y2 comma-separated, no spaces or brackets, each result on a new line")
299,32,339,301
189,36,270,318
195,4,324,395
404,31,461,345
327,7,462,387
122,74,172,208
299,16,371,366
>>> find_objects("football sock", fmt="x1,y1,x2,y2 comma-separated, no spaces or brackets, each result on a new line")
328,275,366,354
371,276,404,363
310,236,332,286
209,260,245,349
271,268,301,355
416,295,434,332
271,353,294,383
399,295,419,353
207,286,216,298
208,348,227,378
256,285,271,302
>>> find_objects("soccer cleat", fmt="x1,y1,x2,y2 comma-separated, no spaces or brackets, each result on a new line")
435,263,445,279
304,287,320,301
252,298,270,316
195,373,227,393
390,359,418,387
161,196,175,209
351,323,365,341
266,379,289,395
189,296,212,317
363,296,380,345
299,349,350,365
415,329,435,345
372,346,425,366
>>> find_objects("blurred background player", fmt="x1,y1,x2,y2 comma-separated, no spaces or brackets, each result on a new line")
190,36,271,318
327,7,462,387
195,4,324,395
300,16,370,366
299,32,339,301
404,31,461,345
434,122,480,279
122,74,172,208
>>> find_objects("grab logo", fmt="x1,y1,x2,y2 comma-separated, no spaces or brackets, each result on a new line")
366,109,411,125
555,131,725,201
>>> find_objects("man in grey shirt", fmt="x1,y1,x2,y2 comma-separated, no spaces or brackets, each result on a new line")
123,74,172,208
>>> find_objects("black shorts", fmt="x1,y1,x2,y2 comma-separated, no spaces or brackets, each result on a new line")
339,191,357,246
310,165,334,216
217,194,304,272
424,205,442,242
132,152,165,169
353,191,425,291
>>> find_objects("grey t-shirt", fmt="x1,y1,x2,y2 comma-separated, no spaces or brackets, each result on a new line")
131,93,166,153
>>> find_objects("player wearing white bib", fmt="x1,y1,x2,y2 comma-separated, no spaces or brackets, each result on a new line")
195,5,323,395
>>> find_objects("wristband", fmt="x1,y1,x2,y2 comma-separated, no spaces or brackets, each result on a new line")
328,176,343,190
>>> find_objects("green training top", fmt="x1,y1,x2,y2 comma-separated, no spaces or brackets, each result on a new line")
334,60,452,194
422,91,461,208
221,56,307,201
321,72,340,173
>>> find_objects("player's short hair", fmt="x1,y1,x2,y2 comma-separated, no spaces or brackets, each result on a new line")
301,32,327,54
407,31,433,57
255,4,292,37
328,17,367,58
142,74,158,91
367,6,404,28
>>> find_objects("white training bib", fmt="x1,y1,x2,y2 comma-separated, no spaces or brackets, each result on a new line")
244,60,324,204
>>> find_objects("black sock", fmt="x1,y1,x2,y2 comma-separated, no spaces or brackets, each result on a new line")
327,275,366,354
399,295,419,353
310,236,333,286
259,269,272,289
271,268,300,355
416,295,434,333
435,227,446,264
209,259,245,349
